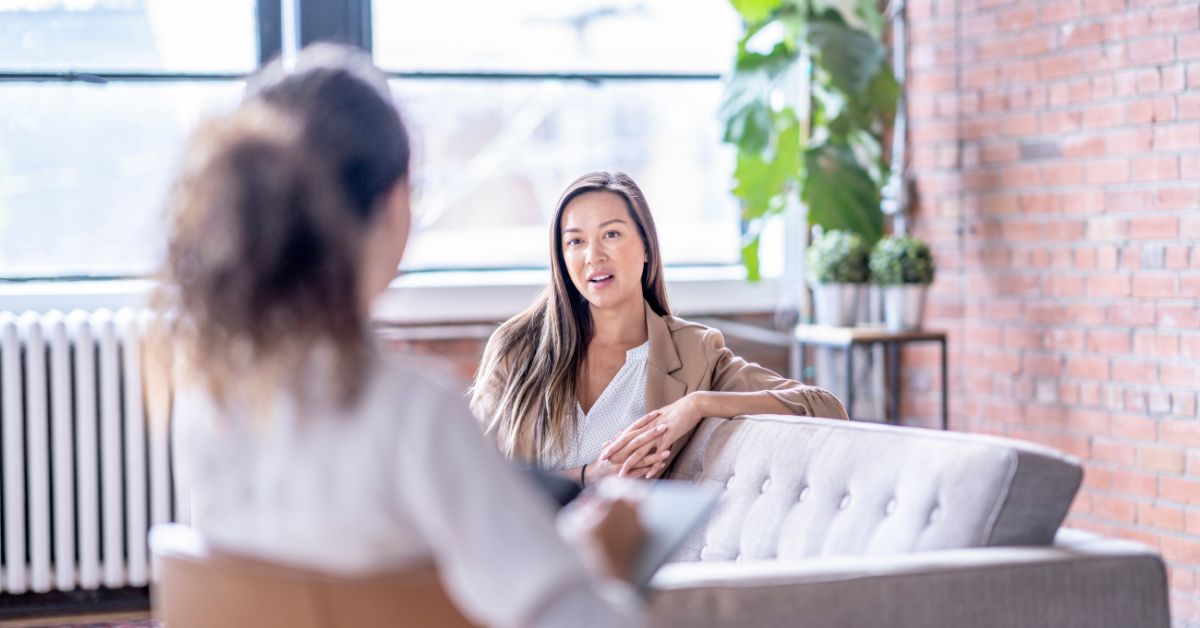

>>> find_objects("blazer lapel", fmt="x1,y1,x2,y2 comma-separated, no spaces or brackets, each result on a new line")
644,301,688,411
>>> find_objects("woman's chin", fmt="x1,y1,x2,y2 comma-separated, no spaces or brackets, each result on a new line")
583,290,638,312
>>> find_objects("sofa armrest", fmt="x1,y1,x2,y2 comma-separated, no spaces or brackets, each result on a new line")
649,533,1168,628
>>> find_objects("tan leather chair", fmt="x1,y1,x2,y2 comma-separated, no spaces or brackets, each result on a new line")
149,524,477,628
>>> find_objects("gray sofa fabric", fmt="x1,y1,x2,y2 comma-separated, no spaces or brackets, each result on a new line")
665,415,1084,561
650,531,1169,628
652,415,1168,627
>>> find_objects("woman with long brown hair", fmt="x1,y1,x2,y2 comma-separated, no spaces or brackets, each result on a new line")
156,46,645,627
471,172,847,485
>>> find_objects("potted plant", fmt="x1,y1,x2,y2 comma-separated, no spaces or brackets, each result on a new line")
807,229,870,326
870,236,935,331
719,0,898,281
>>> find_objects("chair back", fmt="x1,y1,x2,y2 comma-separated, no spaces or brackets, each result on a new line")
149,524,477,628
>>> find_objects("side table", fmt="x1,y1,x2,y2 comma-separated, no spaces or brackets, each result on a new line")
791,325,949,430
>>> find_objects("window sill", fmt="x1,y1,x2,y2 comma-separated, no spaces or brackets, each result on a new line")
0,267,784,324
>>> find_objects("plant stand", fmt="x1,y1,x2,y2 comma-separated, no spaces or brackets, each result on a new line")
791,325,948,430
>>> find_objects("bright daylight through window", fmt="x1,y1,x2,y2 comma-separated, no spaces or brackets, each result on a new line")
0,0,743,279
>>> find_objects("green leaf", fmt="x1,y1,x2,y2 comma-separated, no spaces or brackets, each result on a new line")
730,0,785,24
806,16,885,95
732,109,802,219
723,101,773,155
720,43,797,154
803,143,884,245
741,237,762,282
865,64,900,122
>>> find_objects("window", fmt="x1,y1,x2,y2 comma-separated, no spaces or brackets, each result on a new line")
377,0,744,271
1,0,747,280
0,0,261,279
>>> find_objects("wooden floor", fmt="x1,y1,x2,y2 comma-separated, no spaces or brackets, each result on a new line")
0,611,153,628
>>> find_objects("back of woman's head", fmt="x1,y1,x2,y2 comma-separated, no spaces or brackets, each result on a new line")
156,44,410,407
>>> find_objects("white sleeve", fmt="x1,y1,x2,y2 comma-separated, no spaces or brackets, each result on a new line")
390,376,645,628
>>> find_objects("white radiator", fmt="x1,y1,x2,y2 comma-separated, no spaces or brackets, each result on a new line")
0,308,180,595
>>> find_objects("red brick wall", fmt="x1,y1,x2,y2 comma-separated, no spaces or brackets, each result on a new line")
907,0,1200,623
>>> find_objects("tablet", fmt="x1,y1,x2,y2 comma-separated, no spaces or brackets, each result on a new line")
627,480,720,589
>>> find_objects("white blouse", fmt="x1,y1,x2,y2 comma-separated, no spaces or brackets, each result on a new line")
547,342,649,470
173,349,643,628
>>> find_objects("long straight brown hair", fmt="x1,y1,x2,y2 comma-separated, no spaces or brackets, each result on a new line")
472,171,670,462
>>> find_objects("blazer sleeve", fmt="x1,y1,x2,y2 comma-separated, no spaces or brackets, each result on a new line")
702,328,849,420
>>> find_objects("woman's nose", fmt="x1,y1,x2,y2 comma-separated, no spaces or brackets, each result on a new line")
585,242,608,263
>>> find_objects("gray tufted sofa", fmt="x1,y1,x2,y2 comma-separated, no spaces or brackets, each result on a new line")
648,415,1170,628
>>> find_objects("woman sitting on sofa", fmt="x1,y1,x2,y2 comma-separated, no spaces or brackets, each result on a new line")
158,46,646,627
470,171,847,485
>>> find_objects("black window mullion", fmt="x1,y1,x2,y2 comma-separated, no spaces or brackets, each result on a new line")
297,0,371,53
257,0,283,65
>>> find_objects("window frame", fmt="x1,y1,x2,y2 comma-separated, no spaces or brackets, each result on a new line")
0,0,787,319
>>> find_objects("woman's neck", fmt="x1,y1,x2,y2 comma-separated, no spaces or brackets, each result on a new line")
589,298,648,348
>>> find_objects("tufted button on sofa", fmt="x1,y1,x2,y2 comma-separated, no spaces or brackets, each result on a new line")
648,415,1169,628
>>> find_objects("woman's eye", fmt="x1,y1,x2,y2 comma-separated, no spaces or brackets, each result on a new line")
604,230,620,238
566,238,582,246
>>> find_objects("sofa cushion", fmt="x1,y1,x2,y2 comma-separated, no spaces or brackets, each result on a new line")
665,415,1082,562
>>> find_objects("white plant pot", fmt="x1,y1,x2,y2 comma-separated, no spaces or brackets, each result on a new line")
811,283,864,327
882,284,928,331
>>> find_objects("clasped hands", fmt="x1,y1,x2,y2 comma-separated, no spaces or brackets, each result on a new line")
588,392,707,482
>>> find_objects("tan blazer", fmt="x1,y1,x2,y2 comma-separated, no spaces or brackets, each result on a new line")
473,301,847,462
642,301,847,421
642,301,847,468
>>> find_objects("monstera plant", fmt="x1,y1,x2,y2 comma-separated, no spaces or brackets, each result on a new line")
720,0,899,280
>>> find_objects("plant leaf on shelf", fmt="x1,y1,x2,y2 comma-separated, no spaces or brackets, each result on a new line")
803,143,883,245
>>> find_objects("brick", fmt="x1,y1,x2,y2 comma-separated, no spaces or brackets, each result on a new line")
1165,245,1190,270
1086,273,1131,297
1150,5,1200,34
1133,330,1180,358
1083,102,1127,128
1184,275,1200,298
1162,536,1200,565
1107,12,1152,40
1048,325,1089,349
1109,303,1157,326
1091,493,1138,523
1138,445,1186,473
1162,420,1200,447
1130,216,1180,239
1041,0,1081,24
1151,390,1174,416
1183,33,1200,60
1158,304,1200,328
1183,335,1200,359
1157,187,1200,209
1112,414,1158,440
1066,408,1111,434
1060,189,1105,214
1133,273,1178,297
1132,155,1180,181
1125,389,1149,414
1067,355,1111,380
1111,470,1159,498
1162,363,1200,388
1173,392,1197,418
1128,34,1176,65
1113,359,1157,385
1154,124,1200,151
1128,97,1176,123
1039,53,1084,80
1104,127,1154,155
1089,329,1132,353
1140,503,1186,532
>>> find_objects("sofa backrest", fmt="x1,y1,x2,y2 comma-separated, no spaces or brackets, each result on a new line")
665,415,1082,563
